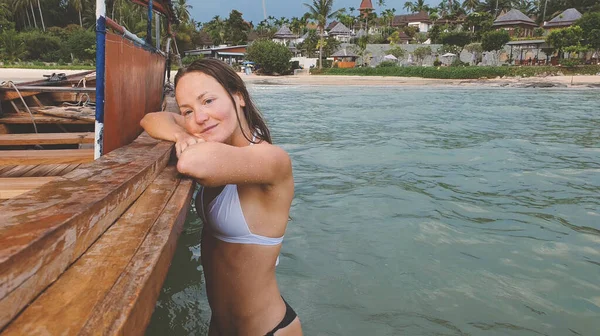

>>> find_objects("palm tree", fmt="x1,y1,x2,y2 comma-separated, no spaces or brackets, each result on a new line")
70,0,83,26
404,0,429,13
304,0,340,69
36,0,44,31
462,0,480,13
174,0,192,23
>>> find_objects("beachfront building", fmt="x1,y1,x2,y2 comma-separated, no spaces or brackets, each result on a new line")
492,9,537,37
392,11,432,33
359,0,374,18
332,49,359,68
329,22,354,42
184,45,247,65
543,8,582,31
273,25,298,46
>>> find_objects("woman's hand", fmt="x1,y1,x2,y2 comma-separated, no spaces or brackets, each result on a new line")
174,132,204,158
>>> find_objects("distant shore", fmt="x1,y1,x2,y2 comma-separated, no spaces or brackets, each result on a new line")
2,68,599,88
238,73,600,88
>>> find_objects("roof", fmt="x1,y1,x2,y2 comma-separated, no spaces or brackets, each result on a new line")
493,9,537,27
393,11,431,26
273,25,297,39
329,22,352,35
359,0,373,10
327,20,338,30
544,8,582,27
506,39,546,45
331,49,358,57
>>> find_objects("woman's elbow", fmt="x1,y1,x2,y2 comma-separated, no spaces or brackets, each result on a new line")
177,152,209,183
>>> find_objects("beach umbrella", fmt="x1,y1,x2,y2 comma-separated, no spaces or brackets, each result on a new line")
383,54,398,60
441,53,456,57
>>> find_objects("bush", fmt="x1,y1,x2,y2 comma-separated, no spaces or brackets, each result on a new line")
377,60,398,67
63,28,95,62
433,58,442,66
182,54,204,66
246,39,293,75
21,30,62,62
0,30,26,62
311,65,600,79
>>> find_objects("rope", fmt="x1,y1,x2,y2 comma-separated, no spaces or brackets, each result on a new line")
1,80,39,134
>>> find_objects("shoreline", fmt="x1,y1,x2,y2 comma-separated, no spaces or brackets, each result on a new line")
2,68,599,88
238,74,600,88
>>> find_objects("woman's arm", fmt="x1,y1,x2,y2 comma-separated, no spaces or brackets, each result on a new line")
140,112,187,142
177,142,292,187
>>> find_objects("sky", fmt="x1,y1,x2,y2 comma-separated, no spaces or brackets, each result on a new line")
189,0,440,25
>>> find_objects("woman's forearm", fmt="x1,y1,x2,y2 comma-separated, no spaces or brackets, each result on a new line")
140,112,187,142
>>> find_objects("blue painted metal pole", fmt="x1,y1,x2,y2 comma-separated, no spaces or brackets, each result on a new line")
146,0,153,46
94,0,106,159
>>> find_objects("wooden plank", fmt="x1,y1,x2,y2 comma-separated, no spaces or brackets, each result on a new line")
30,96,44,108
0,149,94,165
0,125,9,134
36,106,95,122
0,167,185,335
81,176,194,335
0,133,173,329
0,114,92,125
49,92,96,102
0,133,94,146
0,177,58,200
0,86,95,93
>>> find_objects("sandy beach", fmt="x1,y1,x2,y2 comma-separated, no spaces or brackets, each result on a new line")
2,68,599,88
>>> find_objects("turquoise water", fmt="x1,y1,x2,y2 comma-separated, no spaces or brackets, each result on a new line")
146,86,600,336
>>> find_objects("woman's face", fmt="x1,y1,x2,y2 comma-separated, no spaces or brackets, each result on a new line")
176,72,246,144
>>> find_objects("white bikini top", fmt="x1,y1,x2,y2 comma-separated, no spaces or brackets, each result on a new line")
197,134,284,251
199,183,284,246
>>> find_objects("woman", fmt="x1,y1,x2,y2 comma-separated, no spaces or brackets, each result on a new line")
141,59,302,336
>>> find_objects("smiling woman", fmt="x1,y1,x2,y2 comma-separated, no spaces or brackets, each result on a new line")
140,58,302,336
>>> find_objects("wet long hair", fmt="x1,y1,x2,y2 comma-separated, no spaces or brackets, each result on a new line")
174,58,272,144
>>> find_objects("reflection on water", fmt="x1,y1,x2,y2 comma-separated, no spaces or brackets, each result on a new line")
147,86,600,336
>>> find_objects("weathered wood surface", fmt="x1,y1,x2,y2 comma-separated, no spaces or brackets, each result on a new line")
80,176,193,336
0,114,92,125
0,177,59,200
0,164,81,178
35,106,95,122
0,133,173,329
0,167,193,335
0,149,94,165
49,92,96,103
0,132,94,146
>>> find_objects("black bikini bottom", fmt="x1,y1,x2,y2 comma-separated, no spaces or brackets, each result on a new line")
264,296,297,336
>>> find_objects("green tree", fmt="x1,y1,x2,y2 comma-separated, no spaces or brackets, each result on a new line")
481,30,510,65
462,12,493,41
0,29,26,61
387,45,406,59
576,12,600,59
304,0,340,69
246,39,293,75
440,31,471,50
413,45,432,65
546,26,583,60
225,10,250,45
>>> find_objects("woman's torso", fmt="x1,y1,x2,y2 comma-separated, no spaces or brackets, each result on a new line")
197,178,294,334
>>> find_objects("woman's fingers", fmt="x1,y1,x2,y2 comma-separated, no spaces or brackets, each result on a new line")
175,134,205,158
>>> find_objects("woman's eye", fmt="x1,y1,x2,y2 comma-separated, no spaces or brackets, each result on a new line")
184,110,193,116
204,99,213,105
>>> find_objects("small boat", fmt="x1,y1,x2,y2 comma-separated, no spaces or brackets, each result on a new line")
0,0,191,335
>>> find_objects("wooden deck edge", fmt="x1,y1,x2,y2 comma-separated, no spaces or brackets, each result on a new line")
0,133,174,329
0,167,185,335
80,177,194,335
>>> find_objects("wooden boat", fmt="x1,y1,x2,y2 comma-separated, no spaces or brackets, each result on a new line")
0,0,190,335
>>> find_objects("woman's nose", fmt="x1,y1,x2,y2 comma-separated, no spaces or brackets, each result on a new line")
195,110,209,124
